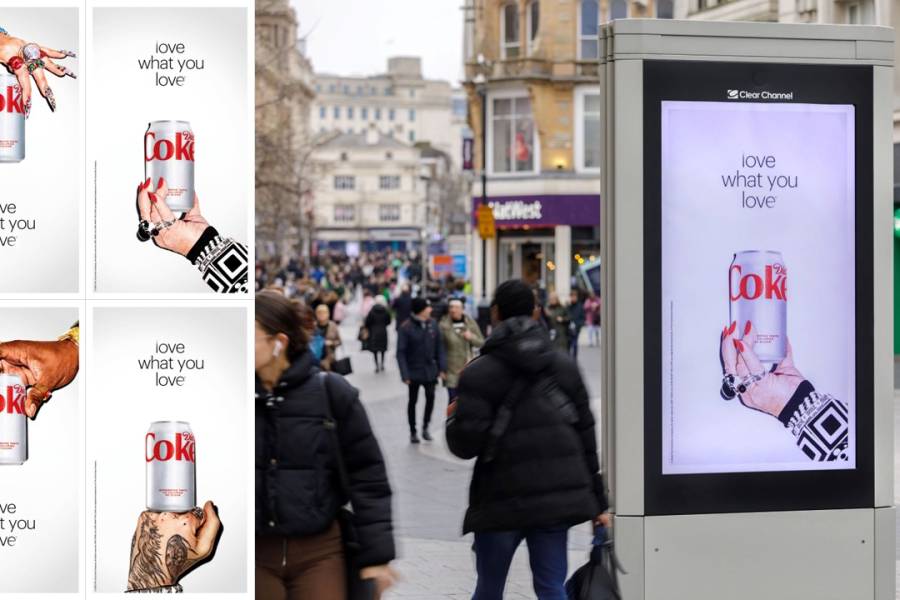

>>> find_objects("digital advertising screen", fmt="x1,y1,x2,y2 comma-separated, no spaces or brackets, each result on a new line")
642,61,874,515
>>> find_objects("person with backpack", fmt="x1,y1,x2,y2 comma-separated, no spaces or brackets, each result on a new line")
255,291,398,599
446,279,610,600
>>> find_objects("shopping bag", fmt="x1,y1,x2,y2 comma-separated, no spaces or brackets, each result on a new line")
565,527,624,600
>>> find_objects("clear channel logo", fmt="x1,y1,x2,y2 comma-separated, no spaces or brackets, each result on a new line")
726,89,794,100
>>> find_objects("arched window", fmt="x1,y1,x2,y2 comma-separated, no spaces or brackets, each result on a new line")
501,2,520,59
527,1,540,54
579,0,599,59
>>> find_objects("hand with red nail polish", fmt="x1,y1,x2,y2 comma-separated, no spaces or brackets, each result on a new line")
0,30,77,116
136,179,209,257
720,321,804,417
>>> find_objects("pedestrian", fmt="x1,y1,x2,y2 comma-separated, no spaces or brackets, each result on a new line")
446,280,610,600
396,297,447,444
584,292,601,347
360,289,376,320
313,303,342,372
364,295,392,373
255,291,399,600
567,288,586,359
545,292,569,352
438,298,484,403
392,284,413,330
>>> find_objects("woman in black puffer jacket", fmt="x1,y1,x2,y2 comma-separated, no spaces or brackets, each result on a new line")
255,291,397,599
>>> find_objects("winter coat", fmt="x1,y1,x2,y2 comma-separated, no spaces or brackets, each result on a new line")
547,304,570,351
438,314,485,388
446,316,607,533
364,304,392,353
255,351,395,567
392,293,413,330
314,321,342,371
568,300,586,331
396,317,447,384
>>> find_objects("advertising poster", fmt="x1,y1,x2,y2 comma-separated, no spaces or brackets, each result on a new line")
660,101,856,475
0,8,80,293
0,307,81,593
88,306,248,593
89,7,250,294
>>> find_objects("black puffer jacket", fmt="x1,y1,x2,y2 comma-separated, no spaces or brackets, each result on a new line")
256,351,395,567
447,316,607,533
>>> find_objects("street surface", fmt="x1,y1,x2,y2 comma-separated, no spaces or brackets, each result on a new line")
338,307,900,599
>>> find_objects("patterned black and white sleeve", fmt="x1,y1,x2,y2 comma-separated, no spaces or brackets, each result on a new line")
777,380,849,462
185,227,249,294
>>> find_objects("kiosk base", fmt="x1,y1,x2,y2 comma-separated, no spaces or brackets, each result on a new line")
616,507,895,600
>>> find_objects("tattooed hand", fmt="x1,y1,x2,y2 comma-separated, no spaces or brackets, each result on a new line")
127,501,221,592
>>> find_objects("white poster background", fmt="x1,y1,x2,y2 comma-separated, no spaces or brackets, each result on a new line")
661,101,856,474
0,307,80,592
89,7,249,293
0,8,80,293
89,307,247,593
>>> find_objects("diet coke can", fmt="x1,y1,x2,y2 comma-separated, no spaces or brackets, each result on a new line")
729,250,788,365
0,374,27,465
146,421,196,512
0,72,25,163
144,120,195,212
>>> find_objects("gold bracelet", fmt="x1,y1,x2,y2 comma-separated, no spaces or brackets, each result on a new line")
58,326,79,347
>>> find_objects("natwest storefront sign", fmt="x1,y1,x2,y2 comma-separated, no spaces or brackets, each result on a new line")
471,194,600,227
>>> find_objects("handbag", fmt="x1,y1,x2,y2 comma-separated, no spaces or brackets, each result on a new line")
333,355,353,376
320,373,377,600
358,326,370,342
565,527,626,600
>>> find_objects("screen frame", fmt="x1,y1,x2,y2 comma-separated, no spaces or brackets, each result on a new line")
642,60,874,516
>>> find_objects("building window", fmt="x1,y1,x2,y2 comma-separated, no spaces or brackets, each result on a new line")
576,89,601,172
319,106,326,118
657,0,674,18
610,0,627,20
347,106,354,119
409,130,416,142
386,151,393,160
491,95,535,174
362,107,368,119
379,204,401,222
410,89,416,98
334,204,356,222
501,2,520,59
357,85,363,95
847,2,860,22
340,152,349,161
375,108,382,120
329,83,336,93
343,84,350,94
409,108,416,121
333,106,340,119
579,0,599,59
527,0,540,54
334,175,356,190
389,108,396,121
379,175,401,190
315,83,321,92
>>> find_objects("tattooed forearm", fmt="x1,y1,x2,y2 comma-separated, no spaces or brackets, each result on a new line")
127,514,169,591
165,535,191,580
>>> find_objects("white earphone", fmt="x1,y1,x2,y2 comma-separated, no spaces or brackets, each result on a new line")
273,339,284,358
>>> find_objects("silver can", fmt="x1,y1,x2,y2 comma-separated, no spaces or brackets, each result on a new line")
0,374,27,465
0,72,25,163
144,120,195,212
729,250,788,365
146,421,196,512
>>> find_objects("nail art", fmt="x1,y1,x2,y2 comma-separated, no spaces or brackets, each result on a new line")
44,87,56,112
60,66,77,79
722,326,727,339
744,320,752,335
149,192,158,204
23,97,31,119
727,321,737,335
60,50,76,58
157,177,165,189
142,177,151,190
733,339,744,353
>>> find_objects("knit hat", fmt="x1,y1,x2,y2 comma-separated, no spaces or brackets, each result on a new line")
491,280,535,320
411,297,430,315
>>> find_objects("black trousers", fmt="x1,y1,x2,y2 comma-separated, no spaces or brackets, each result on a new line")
407,380,436,433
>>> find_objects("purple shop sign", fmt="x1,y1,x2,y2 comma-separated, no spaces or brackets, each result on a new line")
471,194,601,227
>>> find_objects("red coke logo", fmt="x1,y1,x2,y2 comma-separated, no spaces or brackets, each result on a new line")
0,85,24,114
146,431,196,463
730,263,788,302
144,130,195,162
0,385,25,415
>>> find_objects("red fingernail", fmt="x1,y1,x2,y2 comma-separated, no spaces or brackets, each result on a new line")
157,177,165,189
728,321,736,335
722,326,727,338
140,177,151,191
733,339,744,352
744,320,752,335
149,192,157,203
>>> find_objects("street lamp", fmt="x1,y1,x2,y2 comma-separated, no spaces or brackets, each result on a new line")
474,70,488,300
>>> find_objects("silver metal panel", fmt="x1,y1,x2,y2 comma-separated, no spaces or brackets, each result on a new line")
874,506,896,600
611,58,645,517
609,18,894,43
873,65,895,509
615,516,646,600
644,510,875,600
